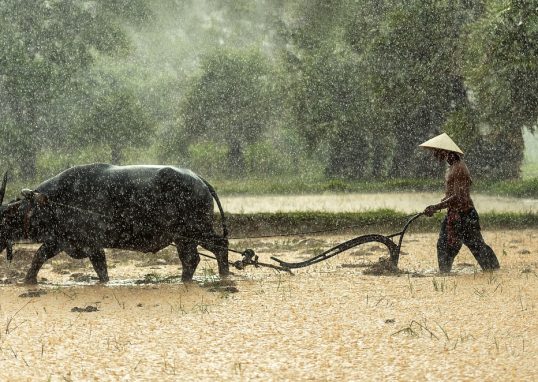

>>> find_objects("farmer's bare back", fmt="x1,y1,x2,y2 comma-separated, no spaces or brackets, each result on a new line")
443,159,474,213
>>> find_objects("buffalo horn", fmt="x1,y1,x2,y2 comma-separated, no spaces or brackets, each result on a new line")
0,171,7,205
6,242,12,262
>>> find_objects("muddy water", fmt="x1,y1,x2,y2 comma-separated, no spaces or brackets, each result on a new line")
0,230,536,380
220,192,538,213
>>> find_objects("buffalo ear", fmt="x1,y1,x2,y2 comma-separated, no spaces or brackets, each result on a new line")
20,189,48,205
20,189,34,199
34,192,49,205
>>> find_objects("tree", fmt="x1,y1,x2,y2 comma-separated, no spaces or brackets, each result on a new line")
81,88,153,164
180,49,274,175
465,0,538,178
345,0,481,178
273,0,375,179
292,48,373,179
0,0,150,178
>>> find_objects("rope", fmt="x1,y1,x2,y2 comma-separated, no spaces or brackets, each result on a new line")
18,195,417,274
172,245,293,274
196,250,293,274
229,213,420,240
44,196,418,241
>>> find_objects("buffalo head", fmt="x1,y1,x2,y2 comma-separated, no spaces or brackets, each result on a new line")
0,173,51,262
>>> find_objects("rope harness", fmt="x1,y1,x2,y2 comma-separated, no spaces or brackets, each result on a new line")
11,194,294,273
193,247,294,274
10,191,423,275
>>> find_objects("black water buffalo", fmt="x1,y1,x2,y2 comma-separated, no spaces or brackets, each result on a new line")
0,163,229,284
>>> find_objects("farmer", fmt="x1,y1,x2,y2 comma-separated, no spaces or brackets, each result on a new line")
419,133,500,273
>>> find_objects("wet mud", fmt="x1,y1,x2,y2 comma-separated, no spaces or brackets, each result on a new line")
0,229,536,380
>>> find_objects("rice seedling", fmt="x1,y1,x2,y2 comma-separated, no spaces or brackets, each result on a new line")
432,277,445,292
392,319,439,340
5,300,31,335
168,297,188,315
432,277,458,293
407,274,415,297
111,291,125,309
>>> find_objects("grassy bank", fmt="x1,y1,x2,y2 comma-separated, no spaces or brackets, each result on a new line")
5,173,537,201
225,210,538,238
214,177,538,198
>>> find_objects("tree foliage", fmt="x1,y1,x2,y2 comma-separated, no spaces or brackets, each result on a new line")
81,87,153,164
180,49,274,174
345,0,481,178
0,0,150,178
465,0,538,178
0,0,537,182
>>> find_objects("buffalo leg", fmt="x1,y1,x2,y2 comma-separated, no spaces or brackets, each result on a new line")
89,249,109,283
202,236,230,277
24,242,60,284
176,240,200,282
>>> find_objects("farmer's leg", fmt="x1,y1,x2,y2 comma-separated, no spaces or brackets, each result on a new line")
461,210,500,271
437,216,462,273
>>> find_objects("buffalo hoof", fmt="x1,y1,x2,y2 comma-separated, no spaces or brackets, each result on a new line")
181,268,196,282
23,277,38,285
220,271,234,278
181,271,195,283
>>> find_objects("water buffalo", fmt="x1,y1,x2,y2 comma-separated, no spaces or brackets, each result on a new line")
0,163,229,284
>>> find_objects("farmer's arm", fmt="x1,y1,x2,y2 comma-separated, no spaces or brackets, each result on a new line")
423,196,455,216
424,165,469,216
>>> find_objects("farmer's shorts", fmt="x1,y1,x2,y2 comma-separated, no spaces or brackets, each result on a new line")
437,208,500,272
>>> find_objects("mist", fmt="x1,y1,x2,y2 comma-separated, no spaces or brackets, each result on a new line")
0,0,537,184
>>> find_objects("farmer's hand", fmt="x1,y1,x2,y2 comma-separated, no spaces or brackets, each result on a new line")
423,205,437,217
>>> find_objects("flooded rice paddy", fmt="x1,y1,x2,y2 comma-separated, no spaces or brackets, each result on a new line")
220,192,538,214
0,227,537,381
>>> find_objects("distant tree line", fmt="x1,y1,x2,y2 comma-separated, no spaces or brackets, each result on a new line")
0,0,536,181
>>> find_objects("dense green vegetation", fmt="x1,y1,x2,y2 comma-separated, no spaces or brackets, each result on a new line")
212,177,538,198
1,0,537,184
3,176,535,203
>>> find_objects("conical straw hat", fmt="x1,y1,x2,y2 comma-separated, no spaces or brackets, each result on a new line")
419,133,464,155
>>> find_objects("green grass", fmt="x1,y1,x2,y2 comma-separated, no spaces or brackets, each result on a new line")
4,176,536,202
214,177,445,195
478,178,538,198
225,210,538,238
521,162,538,180
212,177,538,198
